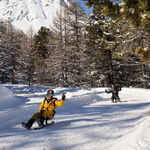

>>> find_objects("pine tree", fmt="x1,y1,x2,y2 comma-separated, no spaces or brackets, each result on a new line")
85,10,120,87
83,0,150,63
33,26,51,84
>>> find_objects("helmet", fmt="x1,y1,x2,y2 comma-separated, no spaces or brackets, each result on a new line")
47,89,54,96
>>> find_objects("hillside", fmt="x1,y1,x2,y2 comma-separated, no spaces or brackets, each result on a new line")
0,84,150,150
0,0,70,33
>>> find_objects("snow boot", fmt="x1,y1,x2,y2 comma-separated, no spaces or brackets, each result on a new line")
36,117,45,127
45,118,49,125
112,100,115,103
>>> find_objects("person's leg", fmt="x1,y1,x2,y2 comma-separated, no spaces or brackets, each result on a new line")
117,95,121,102
111,96,115,103
25,112,42,128
43,111,54,125
36,116,45,127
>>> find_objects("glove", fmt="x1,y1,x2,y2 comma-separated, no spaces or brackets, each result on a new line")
62,93,66,101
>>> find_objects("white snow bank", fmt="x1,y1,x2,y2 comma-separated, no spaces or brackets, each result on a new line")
0,84,24,110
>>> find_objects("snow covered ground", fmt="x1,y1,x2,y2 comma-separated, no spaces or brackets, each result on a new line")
0,84,150,150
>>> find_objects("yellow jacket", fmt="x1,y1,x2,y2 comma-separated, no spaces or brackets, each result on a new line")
39,97,64,116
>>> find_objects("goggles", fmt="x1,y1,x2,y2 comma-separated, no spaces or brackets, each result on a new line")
47,93,53,96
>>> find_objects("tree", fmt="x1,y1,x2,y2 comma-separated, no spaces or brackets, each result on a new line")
50,1,88,87
82,0,150,64
48,5,66,86
33,26,51,84
0,20,7,83
85,14,108,87
65,1,88,87
0,21,23,84
85,9,123,87
20,26,35,85
84,4,150,87
34,26,50,59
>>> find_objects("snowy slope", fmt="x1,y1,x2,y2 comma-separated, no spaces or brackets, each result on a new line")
0,0,70,33
0,84,150,150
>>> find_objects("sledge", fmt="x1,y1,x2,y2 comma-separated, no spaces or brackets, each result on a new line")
22,121,55,130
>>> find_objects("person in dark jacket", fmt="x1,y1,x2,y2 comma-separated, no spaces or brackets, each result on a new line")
105,85,121,103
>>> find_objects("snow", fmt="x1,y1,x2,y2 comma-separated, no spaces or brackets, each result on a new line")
0,0,70,33
0,84,150,150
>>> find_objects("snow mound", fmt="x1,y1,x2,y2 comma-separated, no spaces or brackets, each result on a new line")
0,84,24,110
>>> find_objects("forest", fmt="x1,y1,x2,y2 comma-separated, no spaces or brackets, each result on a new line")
0,0,150,88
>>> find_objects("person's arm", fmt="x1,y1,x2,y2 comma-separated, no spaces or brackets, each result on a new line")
55,99,64,107
39,100,45,112
55,93,66,107
105,88,112,93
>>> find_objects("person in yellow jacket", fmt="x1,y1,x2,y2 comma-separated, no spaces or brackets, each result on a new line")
22,89,66,130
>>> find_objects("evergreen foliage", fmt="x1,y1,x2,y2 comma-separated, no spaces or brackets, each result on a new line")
82,0,150,64
33,26,50,59
33,26,52,85
82,0,150,88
